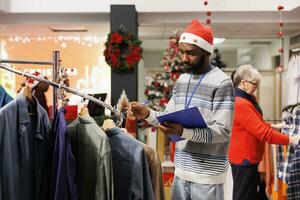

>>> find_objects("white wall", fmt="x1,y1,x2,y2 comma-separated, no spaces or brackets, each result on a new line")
219,50,237,68
138,59,146,102
252,47,272,70
143,50,164,68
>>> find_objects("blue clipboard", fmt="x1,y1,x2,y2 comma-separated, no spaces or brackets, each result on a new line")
156,107,207,142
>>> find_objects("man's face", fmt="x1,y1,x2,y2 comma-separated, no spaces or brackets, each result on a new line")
179,43,207,74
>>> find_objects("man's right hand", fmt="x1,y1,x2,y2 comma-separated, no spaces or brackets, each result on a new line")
127,102,150,120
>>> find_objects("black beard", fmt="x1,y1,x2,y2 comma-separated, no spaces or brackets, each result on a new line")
183,56,206,74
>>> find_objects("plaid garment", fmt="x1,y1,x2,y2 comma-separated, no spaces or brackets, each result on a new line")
287,144,300,200
277,108,300,183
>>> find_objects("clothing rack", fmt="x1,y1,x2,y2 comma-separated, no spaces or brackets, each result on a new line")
0,51,60,119
0,64,123,126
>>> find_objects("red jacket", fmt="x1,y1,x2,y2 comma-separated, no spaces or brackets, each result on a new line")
228,96,289,164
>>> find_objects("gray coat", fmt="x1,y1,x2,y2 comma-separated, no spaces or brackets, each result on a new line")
0,94,51,200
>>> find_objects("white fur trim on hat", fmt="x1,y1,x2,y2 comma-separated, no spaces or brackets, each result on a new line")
179,32,213,54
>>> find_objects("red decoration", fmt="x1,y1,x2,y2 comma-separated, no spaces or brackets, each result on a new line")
104,31,143,71
203,1,208,6
159,98,169,106
206,11,212,16
276,65,285,73
277,5,284,11
171,72,180,81
275,3,285,73
278,48,284,53
276,31,283,38
206,18,211,24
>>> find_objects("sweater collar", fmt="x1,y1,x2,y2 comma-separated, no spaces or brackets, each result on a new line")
235,87,263,115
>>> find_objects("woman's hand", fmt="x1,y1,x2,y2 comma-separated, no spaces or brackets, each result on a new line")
289,135,300,145
271,122,286,130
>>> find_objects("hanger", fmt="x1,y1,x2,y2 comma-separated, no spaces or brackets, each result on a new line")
282,103,300,113
78,99,90,117
21,83,33,102
102,119,116,130
21,83,37,115
79,107,90,117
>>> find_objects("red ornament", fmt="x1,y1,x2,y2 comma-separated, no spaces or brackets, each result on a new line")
276,31,283,38
171,73,180,81
206,11,212,16
203,1,208,6
144,89,149,95
206,18,211,24
278,48,284,53
276,65,285,73
277,5,284,11
278,22,283,27
153,81,160,87
159,98,169,106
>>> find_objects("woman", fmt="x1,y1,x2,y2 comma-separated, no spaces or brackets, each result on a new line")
228,64,300,200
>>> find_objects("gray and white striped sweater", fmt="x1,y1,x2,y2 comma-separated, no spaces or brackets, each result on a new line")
146,66,235,184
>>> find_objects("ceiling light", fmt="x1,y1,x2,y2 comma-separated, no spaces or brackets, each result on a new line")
213,38,225,44
50,26,88,32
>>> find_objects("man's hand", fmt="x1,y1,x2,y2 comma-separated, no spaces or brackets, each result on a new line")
127,102,150,120
158,121,183,136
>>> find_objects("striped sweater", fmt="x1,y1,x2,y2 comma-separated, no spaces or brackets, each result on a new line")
146,67,235,184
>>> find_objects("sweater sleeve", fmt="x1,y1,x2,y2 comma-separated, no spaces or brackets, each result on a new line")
235,101,289,145
180,79,235,143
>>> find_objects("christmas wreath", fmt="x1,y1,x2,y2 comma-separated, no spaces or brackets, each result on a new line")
104,31,143,71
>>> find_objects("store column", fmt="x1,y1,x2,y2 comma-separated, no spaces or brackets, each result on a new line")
110,5,138,105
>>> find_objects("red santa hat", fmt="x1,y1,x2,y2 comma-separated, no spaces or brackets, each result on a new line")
179,19,214,54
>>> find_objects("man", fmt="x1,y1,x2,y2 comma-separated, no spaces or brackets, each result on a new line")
128,19,234,199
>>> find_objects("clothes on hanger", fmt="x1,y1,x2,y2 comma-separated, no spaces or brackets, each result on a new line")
277,107,300,199
0,85,13,108
0,93,51,200
140,142,165,200
67,115,114,200
49,107,77,200
277,108,300,183
286,54,300,105
286,143,300,200
105,127,154,200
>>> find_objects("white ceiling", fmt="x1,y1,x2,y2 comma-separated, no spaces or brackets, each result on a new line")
0,8,299,50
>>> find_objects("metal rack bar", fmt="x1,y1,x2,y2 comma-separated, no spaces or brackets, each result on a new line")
0,51,60,119
0,64,123,126
0,59,53,65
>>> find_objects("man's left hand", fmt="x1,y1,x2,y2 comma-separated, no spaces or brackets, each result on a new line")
158,121,183,136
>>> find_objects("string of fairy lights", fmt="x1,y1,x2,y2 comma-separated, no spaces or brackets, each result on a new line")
4,35,105,48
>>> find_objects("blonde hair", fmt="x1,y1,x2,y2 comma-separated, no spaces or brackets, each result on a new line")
233,64,261,87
